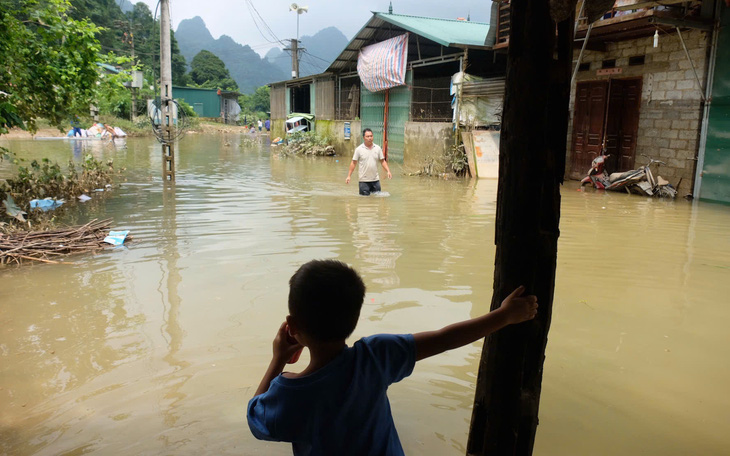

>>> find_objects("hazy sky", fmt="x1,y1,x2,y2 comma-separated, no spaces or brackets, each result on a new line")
135,0,491,57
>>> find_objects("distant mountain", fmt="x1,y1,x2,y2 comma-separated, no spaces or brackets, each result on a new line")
116,0,133,13
175,16,288,94
266,27,349,78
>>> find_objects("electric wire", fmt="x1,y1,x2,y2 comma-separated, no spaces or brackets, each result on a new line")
244,0,288,46
300,49,331,64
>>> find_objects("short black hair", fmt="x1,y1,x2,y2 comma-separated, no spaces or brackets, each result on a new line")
288,260,366,342
363,128,373,136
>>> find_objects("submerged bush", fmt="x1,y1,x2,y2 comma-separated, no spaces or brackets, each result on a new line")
0,153,121,229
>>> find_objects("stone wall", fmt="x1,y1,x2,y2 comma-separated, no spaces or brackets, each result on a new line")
402,122,454,175
569,29,709,193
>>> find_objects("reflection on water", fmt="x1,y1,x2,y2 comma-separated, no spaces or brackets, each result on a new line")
0,135,729,455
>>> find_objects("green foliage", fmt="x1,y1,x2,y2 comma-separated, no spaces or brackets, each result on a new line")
238,85,270,117
0,101,25,134
0,151,118,226
170,31,191,86
95,55,136,119
176,99,198,118
0,0,103,132
190,50,239,91
71,0,189,86
67,0,126,51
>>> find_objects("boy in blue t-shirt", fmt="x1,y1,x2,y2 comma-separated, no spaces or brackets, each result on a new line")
248,260,538,455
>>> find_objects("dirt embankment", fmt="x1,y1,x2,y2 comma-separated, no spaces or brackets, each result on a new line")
2,122,255,140
2,127,67,139
190,123,252,135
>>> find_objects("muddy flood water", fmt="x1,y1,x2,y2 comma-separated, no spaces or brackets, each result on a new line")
1,134,729,456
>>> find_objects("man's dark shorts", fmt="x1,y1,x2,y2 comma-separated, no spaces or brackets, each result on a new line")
359,181,381,195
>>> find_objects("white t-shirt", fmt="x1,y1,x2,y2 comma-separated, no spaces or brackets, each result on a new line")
352,143,384,182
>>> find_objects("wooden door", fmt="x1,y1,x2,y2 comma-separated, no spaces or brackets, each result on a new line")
571,81,609,177
604,78,642,172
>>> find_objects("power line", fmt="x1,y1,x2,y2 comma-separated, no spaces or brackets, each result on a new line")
244,0,287,46
301,53,326,72
301,49,331,65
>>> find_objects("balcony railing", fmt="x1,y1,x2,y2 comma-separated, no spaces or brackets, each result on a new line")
492,1,703,47
576,0,700,28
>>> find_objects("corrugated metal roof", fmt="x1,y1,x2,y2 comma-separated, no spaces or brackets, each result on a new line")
326,12,490,73
374,13,489,47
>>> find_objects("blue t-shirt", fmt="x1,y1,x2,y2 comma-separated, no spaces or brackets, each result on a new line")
248,333,416,455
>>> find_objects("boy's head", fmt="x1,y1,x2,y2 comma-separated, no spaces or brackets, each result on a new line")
288,260,366,343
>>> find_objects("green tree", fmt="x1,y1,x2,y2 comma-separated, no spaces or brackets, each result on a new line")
190,50,238,91
170,30,191,86
118,2,189,86
95,55,135,119
67,0,125,52
0,0,102,133
238,85,270,117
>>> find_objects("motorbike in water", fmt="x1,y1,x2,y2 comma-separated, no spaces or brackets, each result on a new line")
580,154,677,198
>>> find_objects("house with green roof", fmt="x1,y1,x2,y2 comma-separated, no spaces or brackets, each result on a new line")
269,9,507,173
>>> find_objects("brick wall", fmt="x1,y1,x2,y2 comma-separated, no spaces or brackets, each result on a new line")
568,29,709,193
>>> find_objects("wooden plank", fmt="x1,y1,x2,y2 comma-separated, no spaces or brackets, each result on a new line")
462,130,477,178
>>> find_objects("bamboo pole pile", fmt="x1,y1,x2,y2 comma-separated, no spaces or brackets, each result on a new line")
0,219,123,265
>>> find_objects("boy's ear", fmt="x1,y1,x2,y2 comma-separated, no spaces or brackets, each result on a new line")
285,315,298,335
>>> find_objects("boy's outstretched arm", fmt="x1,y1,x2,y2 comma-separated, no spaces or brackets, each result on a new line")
413,286,537,361
253,321,302,397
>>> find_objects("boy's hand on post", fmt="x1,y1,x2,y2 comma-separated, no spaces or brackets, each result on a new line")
273,321,303,364
499,286,538,325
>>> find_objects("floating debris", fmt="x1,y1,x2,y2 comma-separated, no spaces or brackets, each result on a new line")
0,219,129,265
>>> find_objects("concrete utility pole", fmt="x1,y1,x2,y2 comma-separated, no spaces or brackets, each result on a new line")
290,38,299,78
288,4,308,78
129,27,137,119
160,0,175,181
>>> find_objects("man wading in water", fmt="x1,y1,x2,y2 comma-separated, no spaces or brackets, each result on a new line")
345,128,392,195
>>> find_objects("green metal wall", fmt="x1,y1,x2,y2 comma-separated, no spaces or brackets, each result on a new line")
360,88,385,150
701,3,730,203
173,87,220,118
360,71,412,163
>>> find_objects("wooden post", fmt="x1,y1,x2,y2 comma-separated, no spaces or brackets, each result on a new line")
466,0,573,454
